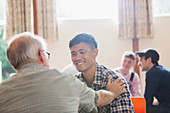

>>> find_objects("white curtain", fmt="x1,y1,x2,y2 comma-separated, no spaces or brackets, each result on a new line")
118,0,153,39
5,0,32,41
36,0,58,41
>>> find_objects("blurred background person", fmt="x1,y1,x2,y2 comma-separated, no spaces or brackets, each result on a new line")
136,49,170,113
61,63,80,76
115,51,142,97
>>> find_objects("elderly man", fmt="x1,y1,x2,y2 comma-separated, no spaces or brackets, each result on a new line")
0,32,125,113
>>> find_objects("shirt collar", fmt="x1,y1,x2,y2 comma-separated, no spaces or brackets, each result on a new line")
77,62,104,85
93,63,104,85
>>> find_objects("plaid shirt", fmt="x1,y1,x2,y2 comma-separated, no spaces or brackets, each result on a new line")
76,63,134,113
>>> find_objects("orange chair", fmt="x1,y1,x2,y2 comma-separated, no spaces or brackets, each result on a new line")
131,97,146,113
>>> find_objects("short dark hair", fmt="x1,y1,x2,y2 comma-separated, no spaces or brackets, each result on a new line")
136,49,159,65
69,33,98,49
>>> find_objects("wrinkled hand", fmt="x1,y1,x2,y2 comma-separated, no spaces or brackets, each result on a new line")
106,76,126,98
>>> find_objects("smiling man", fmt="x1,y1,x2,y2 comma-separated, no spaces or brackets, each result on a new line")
0,32,126,113
115,51,142,97
69,33,134,113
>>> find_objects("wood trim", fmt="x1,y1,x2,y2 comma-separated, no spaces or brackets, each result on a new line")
133,38,140,77
133,0,140,76
33,0,38,34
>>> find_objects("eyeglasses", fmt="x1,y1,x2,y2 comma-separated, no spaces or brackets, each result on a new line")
43,50,50,59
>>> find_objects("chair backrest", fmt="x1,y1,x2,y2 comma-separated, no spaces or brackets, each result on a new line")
131,97,146,113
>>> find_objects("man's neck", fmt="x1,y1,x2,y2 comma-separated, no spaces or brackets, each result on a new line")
82,63,96,87
148,63,155,70
16,59,41,70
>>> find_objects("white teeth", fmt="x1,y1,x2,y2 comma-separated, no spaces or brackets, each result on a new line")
77,62,84,65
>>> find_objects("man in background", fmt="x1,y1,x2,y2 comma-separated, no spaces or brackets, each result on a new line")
0,32,125,113
69,33,134,113
115,51,142,97
136,48,170,113
61,63,80,76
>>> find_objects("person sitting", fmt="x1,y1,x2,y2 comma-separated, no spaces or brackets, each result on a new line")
69,33,134,113
136,48,170,113
0,32,126,113
115,51,142,97
61,63,80,76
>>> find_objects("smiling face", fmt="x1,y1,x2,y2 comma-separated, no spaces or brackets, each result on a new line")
70,42,98,73
121,56,135,71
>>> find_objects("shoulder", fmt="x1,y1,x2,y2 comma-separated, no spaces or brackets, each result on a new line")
148,65,169,76
129,72,140,83
98,64,121,80
131,72,140,79
44,69,78,83
146,65,167,81
45,68,61,75
50,69,87,90
155,65,170,73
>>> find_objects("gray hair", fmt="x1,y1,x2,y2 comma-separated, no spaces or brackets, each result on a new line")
7,32,47,69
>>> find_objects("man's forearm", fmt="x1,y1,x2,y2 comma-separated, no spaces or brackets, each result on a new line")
96,77,126,107
97,90,115,107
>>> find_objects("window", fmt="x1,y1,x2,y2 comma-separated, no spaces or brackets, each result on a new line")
152,0,170,17
0,0,5,25
0,0,15,83
56,0,118,20
57,0,170,18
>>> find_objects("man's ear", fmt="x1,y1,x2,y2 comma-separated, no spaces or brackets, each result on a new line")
93,48,98,57
39,50,45,63
147,57,152,63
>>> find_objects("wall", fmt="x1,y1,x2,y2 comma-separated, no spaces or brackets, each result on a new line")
48,19,132,70
138,17,170,94
48,17,170,95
